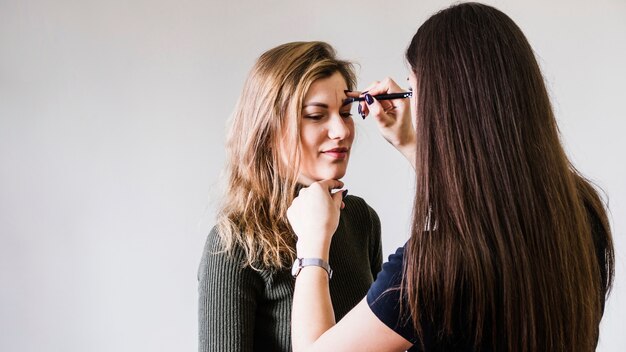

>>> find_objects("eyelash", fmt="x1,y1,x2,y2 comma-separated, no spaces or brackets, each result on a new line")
305,113,352,121
305,114,324,121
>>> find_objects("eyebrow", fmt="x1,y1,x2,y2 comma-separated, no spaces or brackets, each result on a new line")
302,102,329,109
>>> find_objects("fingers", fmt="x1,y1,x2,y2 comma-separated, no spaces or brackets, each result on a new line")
360,80,380,95
315,179,344,192
364,95,384,120
331,189,344,210
295,180,347,211
365,94,397,127
362,77,404,96
296,180,344,195
345,90,362,98
357,77,406,119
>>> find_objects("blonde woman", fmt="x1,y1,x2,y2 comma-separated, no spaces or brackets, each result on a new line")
198,42,383,352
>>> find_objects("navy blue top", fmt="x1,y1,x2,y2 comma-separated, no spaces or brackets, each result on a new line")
366,245,420,351
366,245,472,351
367,245,470,351
366,221,609,351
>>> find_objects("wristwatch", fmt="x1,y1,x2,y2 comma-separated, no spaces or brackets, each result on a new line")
291,258,333,279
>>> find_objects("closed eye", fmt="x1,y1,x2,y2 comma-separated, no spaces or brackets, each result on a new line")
304,114,324,121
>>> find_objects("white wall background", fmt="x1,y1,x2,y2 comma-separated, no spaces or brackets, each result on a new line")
1,0,624,351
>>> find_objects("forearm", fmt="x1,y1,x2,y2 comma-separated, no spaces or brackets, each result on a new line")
288,180,346,351
292,266,335,352
396,140,416,170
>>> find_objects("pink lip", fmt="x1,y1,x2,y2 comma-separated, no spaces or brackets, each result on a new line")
321,147,349,160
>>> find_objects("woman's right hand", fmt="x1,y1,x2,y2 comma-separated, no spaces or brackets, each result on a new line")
353,77,417,169
287,180,345,261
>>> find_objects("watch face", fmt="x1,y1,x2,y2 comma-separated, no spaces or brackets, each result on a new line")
291,258,301,277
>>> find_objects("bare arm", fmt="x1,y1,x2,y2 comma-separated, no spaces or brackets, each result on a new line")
288,182,413,352
293,272,412,352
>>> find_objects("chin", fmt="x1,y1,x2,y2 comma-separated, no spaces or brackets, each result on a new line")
318,168,347,180
300,163,349,183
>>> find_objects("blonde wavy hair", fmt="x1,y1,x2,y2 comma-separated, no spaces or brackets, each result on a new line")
216,41,356,271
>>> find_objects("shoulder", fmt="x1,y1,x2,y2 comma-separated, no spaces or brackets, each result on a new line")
198,226,267,298
342,194,380,224
365,244,417,343
343,194,370,211
198,226,253,280
341,194,381,242
367,246,406,302
201,226,240,259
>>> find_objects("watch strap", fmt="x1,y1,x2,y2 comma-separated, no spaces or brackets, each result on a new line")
292,258,333,279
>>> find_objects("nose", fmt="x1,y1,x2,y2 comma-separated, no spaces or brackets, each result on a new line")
327,114,351,140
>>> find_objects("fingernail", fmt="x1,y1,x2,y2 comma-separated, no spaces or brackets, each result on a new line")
357,104,363,118
364,93,374,105
361,90,369,95
342,189,348,199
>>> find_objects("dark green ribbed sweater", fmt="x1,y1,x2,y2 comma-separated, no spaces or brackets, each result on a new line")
198,195,383,352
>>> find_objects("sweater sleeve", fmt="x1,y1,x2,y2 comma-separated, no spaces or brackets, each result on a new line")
198,227,260,352
367,204,384,280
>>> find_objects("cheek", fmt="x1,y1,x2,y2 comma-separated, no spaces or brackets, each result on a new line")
299,126,322,160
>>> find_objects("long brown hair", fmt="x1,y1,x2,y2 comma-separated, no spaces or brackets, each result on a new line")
402,3,614,350
216,42,355,271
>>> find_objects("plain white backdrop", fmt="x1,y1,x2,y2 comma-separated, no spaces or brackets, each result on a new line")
1,0,624,351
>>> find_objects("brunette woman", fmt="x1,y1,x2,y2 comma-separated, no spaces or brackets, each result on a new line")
287,3,614,351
